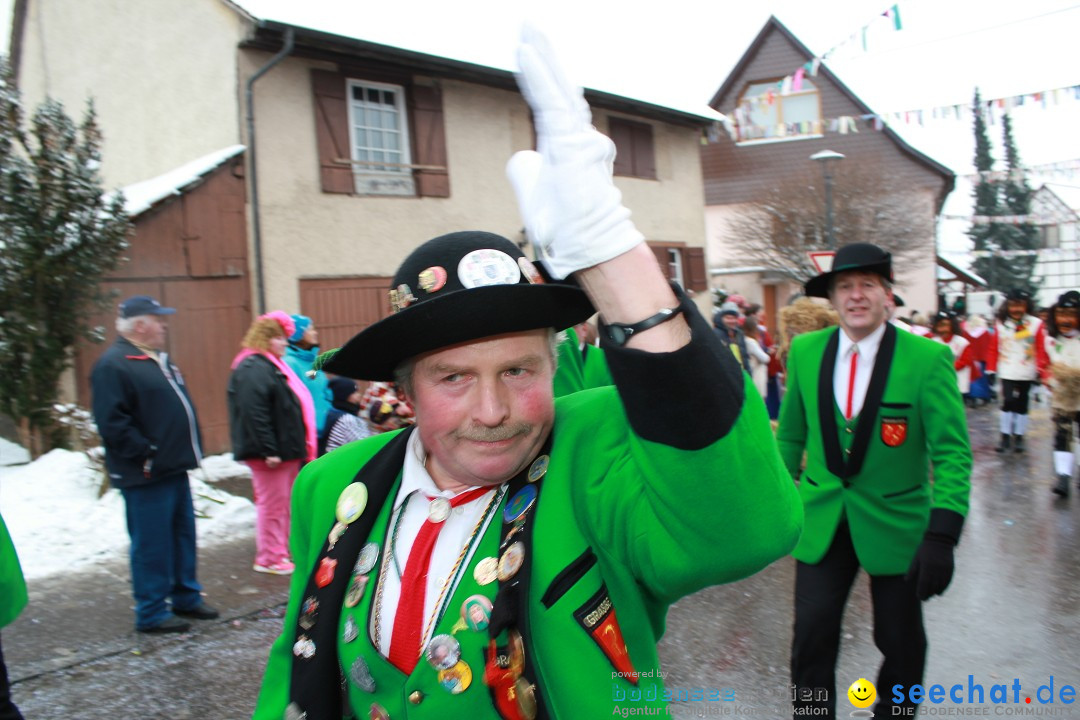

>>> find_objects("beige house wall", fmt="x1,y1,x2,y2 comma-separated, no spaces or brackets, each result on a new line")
244,52,709,314
16,0,244,189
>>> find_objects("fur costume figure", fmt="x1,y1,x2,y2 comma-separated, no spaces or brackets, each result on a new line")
778,298,839,368
1047,290,1080,496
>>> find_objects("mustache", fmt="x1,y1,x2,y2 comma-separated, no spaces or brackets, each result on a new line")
455,423,532,443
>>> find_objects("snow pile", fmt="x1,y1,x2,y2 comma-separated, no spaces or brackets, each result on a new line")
0,436,30,466
0,448,254,580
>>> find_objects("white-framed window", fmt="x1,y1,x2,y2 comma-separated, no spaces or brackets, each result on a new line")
667,248,684,288
347,80,416,196
736,78,822,143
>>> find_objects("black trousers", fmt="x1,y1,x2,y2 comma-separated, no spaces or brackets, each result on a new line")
0,635,24,720
1053,410,1080,451
1001,379,1033,415
791,523,926,719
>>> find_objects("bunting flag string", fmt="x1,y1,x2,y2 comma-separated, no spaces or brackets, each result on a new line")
708,83,1080,147
970,249,1041,257
941,214,1064,226
708,0,1080,147
956,158,1080,183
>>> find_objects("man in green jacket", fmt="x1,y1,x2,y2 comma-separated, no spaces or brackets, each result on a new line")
777,243,972,719
0,511,27,719
253,28,802,720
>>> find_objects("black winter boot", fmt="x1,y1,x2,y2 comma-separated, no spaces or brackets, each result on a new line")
1053,474,1070,498
995,434,1011,452
1013,435,1025,453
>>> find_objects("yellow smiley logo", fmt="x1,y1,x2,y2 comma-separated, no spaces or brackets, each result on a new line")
847,678,876,709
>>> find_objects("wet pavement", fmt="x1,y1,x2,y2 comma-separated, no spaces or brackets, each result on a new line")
6,402,1080,719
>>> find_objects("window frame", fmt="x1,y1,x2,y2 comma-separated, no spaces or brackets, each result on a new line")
735,78,823,145
345,78,416,196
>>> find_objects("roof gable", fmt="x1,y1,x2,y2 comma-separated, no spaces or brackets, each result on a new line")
707,16,953,193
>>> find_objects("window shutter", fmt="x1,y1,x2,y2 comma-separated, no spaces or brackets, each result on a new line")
649,244,672,281
633,123,656,179
684,247,708,292
311,70,354,194
409,84,450,198
609,119,633,177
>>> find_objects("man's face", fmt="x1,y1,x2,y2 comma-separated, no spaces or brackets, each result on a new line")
934,319,953,338
721,314,739,330
1007,300,1027,321
137,315,168,350
408,329,555,491
1055,307,1079,333
828,271,891,340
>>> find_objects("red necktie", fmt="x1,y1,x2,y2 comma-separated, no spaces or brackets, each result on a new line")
388,485,492,674
845,347,859,420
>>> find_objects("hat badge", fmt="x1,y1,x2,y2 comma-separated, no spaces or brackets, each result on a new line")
418,266,448,293
388,284,417,313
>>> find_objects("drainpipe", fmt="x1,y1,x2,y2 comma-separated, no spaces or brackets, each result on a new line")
245,26,295,315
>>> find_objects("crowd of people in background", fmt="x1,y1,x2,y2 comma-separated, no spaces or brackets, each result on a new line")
713,283,1080,504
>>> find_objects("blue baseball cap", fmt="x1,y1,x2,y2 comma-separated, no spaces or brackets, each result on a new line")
118,295,176,319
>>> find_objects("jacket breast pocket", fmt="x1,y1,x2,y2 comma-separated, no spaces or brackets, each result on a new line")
880,402,912,409
541,548,597,609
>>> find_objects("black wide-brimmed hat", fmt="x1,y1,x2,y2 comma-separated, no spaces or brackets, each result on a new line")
1006,288,1032,302
1058,290,1080,309
804,243,893,298
323,231,595,380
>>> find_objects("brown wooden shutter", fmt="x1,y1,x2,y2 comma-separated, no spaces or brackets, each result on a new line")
684,246,708,292
409,84,450,198
609,119,633,177
311,70,353,194
633,123,656,179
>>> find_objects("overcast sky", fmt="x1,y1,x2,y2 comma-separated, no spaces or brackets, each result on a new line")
232,0,1080,172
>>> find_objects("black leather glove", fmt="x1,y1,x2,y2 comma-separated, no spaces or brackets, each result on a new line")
905,532,956,601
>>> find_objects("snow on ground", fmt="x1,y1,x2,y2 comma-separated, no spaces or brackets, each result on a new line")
0,436,30,466
0,447,254,580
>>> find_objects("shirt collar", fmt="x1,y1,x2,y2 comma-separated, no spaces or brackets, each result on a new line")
399,430,501,509
838,321,887,360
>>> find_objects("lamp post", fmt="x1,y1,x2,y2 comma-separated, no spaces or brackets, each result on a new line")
810,149,845,250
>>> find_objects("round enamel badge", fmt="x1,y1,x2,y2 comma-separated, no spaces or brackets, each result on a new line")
457,249,521,289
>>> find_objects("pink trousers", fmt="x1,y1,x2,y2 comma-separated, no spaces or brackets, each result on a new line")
245,459,300,567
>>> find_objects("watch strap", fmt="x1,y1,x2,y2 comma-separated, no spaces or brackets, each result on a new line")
603,306,682,346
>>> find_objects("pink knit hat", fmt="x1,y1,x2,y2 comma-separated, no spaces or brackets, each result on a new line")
260,310,296,339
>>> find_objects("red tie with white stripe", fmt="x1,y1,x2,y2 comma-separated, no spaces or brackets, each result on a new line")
845,346,859,420
387,485,491,674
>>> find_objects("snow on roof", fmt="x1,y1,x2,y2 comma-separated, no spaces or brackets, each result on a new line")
1040,182,1080,213
116,145,246,218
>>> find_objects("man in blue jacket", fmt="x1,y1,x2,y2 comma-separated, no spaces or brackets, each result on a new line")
90,295,219,633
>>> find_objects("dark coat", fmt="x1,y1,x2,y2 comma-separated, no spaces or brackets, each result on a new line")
90,337,203,489
715,325,752,374
227,354,307,461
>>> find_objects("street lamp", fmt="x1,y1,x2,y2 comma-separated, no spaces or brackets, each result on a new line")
810,149,845,250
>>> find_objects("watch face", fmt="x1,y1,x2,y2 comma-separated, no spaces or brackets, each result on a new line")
606,325,630,346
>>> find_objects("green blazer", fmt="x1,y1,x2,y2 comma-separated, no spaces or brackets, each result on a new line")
1,511,27,628
255,377,802,719
776,324,971,575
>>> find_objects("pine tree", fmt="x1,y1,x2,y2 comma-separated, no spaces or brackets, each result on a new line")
0,59,131,456
968,90,1038,299
998,113,1040,296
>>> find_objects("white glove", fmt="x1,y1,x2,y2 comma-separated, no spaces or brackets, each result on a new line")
506,25,644,280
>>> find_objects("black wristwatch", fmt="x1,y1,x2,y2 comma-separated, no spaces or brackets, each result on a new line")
603,306,683,347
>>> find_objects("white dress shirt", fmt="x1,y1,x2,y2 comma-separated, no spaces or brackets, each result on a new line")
833,322,887,419
373,430,502,655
